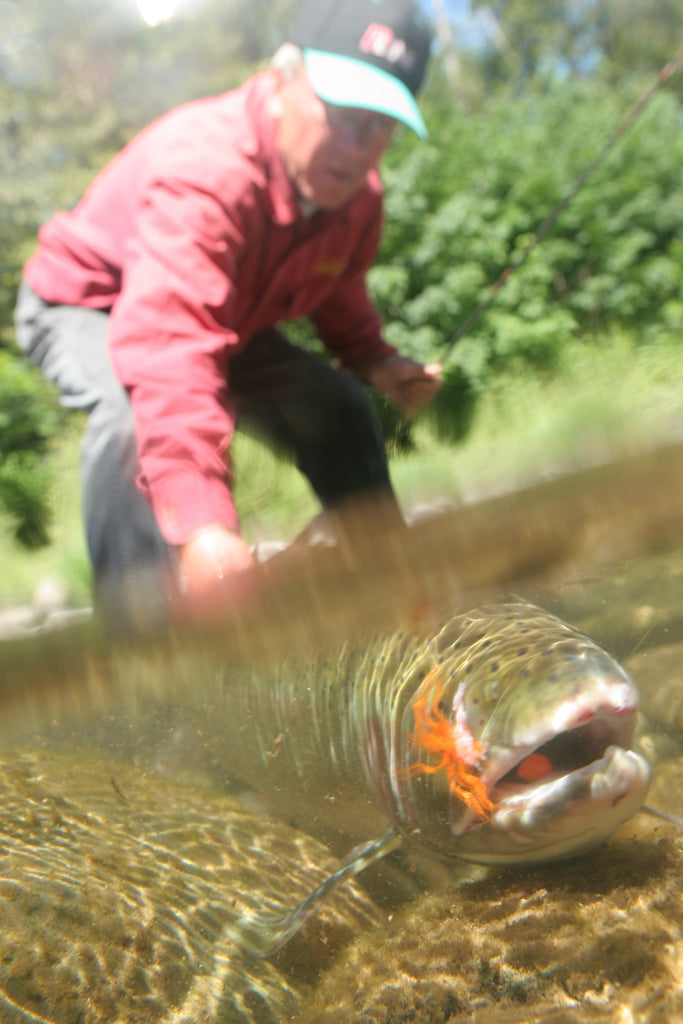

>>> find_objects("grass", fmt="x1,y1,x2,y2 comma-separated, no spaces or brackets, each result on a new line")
0,329,681,611
392,330,683,510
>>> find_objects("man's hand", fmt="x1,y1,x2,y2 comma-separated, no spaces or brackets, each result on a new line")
176,524,256,615
365,354,442,417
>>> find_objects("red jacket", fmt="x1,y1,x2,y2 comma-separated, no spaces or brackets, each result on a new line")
25,74,395,544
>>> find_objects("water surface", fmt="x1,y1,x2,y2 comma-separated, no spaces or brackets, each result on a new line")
1,442,682,1023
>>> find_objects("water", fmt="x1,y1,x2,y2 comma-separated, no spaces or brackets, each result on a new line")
1,443,682,1023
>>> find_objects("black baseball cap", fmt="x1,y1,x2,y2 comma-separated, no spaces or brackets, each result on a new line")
289,0,433,139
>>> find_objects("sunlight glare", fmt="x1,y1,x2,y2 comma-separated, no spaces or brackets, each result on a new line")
136,0,182,27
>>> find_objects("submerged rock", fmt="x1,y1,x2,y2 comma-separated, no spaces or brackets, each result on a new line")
300,807,683,1024
0,749,382,1024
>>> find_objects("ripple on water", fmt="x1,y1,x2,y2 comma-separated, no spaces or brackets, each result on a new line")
0,749,383,1024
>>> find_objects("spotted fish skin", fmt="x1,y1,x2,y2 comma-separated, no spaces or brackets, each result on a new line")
219,601,650,864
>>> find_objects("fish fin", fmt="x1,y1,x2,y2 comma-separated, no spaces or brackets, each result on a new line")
226,827,402,958
640,804,683,829
402,668,494,820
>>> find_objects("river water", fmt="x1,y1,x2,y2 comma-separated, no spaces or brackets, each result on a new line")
1,443,682,1024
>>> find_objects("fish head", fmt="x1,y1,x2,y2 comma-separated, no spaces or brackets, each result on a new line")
395,603,651,864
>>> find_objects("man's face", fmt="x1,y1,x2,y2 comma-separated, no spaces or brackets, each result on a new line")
269,64,397,210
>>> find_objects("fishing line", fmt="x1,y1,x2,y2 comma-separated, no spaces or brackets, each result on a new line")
626,622,655,660
0,989,57,1024
640,804,683,829
440,45,683,361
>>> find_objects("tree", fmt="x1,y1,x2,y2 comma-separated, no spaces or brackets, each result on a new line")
596,0,683,90
465,0,683,89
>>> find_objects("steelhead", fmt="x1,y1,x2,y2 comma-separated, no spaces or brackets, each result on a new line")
222,601,650,953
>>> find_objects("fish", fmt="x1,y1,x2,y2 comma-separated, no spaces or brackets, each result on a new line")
219,601,651,955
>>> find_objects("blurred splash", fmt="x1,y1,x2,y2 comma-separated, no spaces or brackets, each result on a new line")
2,441,683,736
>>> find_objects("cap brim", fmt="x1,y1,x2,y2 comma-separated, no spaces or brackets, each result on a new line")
303,49,428,140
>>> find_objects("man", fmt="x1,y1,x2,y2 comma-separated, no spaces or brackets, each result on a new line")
15,0,441,629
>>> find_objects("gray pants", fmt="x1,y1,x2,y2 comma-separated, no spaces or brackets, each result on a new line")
14,280,398,627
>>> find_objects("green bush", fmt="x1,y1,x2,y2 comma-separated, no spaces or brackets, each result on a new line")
373,77,683,414
0,352,64,547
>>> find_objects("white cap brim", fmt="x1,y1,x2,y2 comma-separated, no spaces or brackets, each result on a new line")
304,49,428,140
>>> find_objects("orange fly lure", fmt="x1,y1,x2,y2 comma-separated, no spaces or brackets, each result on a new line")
402,667,494,821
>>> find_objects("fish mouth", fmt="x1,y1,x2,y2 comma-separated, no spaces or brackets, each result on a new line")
489,704,639,800
454,703,651,863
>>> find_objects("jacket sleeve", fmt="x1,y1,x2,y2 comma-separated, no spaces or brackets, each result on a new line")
311,190,397,372
108,172,245,546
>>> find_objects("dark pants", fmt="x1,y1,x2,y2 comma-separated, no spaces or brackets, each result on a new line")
14,281,400,626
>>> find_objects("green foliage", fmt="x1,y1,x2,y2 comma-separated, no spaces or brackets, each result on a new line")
0,352,64,547
467,0,683,96
422,364,479,444
372,76,683,411
0,452,53,548
0,353,61,455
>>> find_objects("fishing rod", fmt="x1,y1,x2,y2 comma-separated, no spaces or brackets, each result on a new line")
439,45,683,361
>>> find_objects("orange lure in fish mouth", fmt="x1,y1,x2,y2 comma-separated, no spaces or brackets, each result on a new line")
401,668,495,821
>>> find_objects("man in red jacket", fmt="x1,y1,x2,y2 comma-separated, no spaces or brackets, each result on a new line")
15,0,441,628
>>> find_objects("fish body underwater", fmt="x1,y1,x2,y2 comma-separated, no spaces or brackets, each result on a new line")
220,601,650,870
0,601,653,984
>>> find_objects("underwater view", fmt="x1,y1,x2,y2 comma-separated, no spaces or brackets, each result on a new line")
1,443,683,1024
